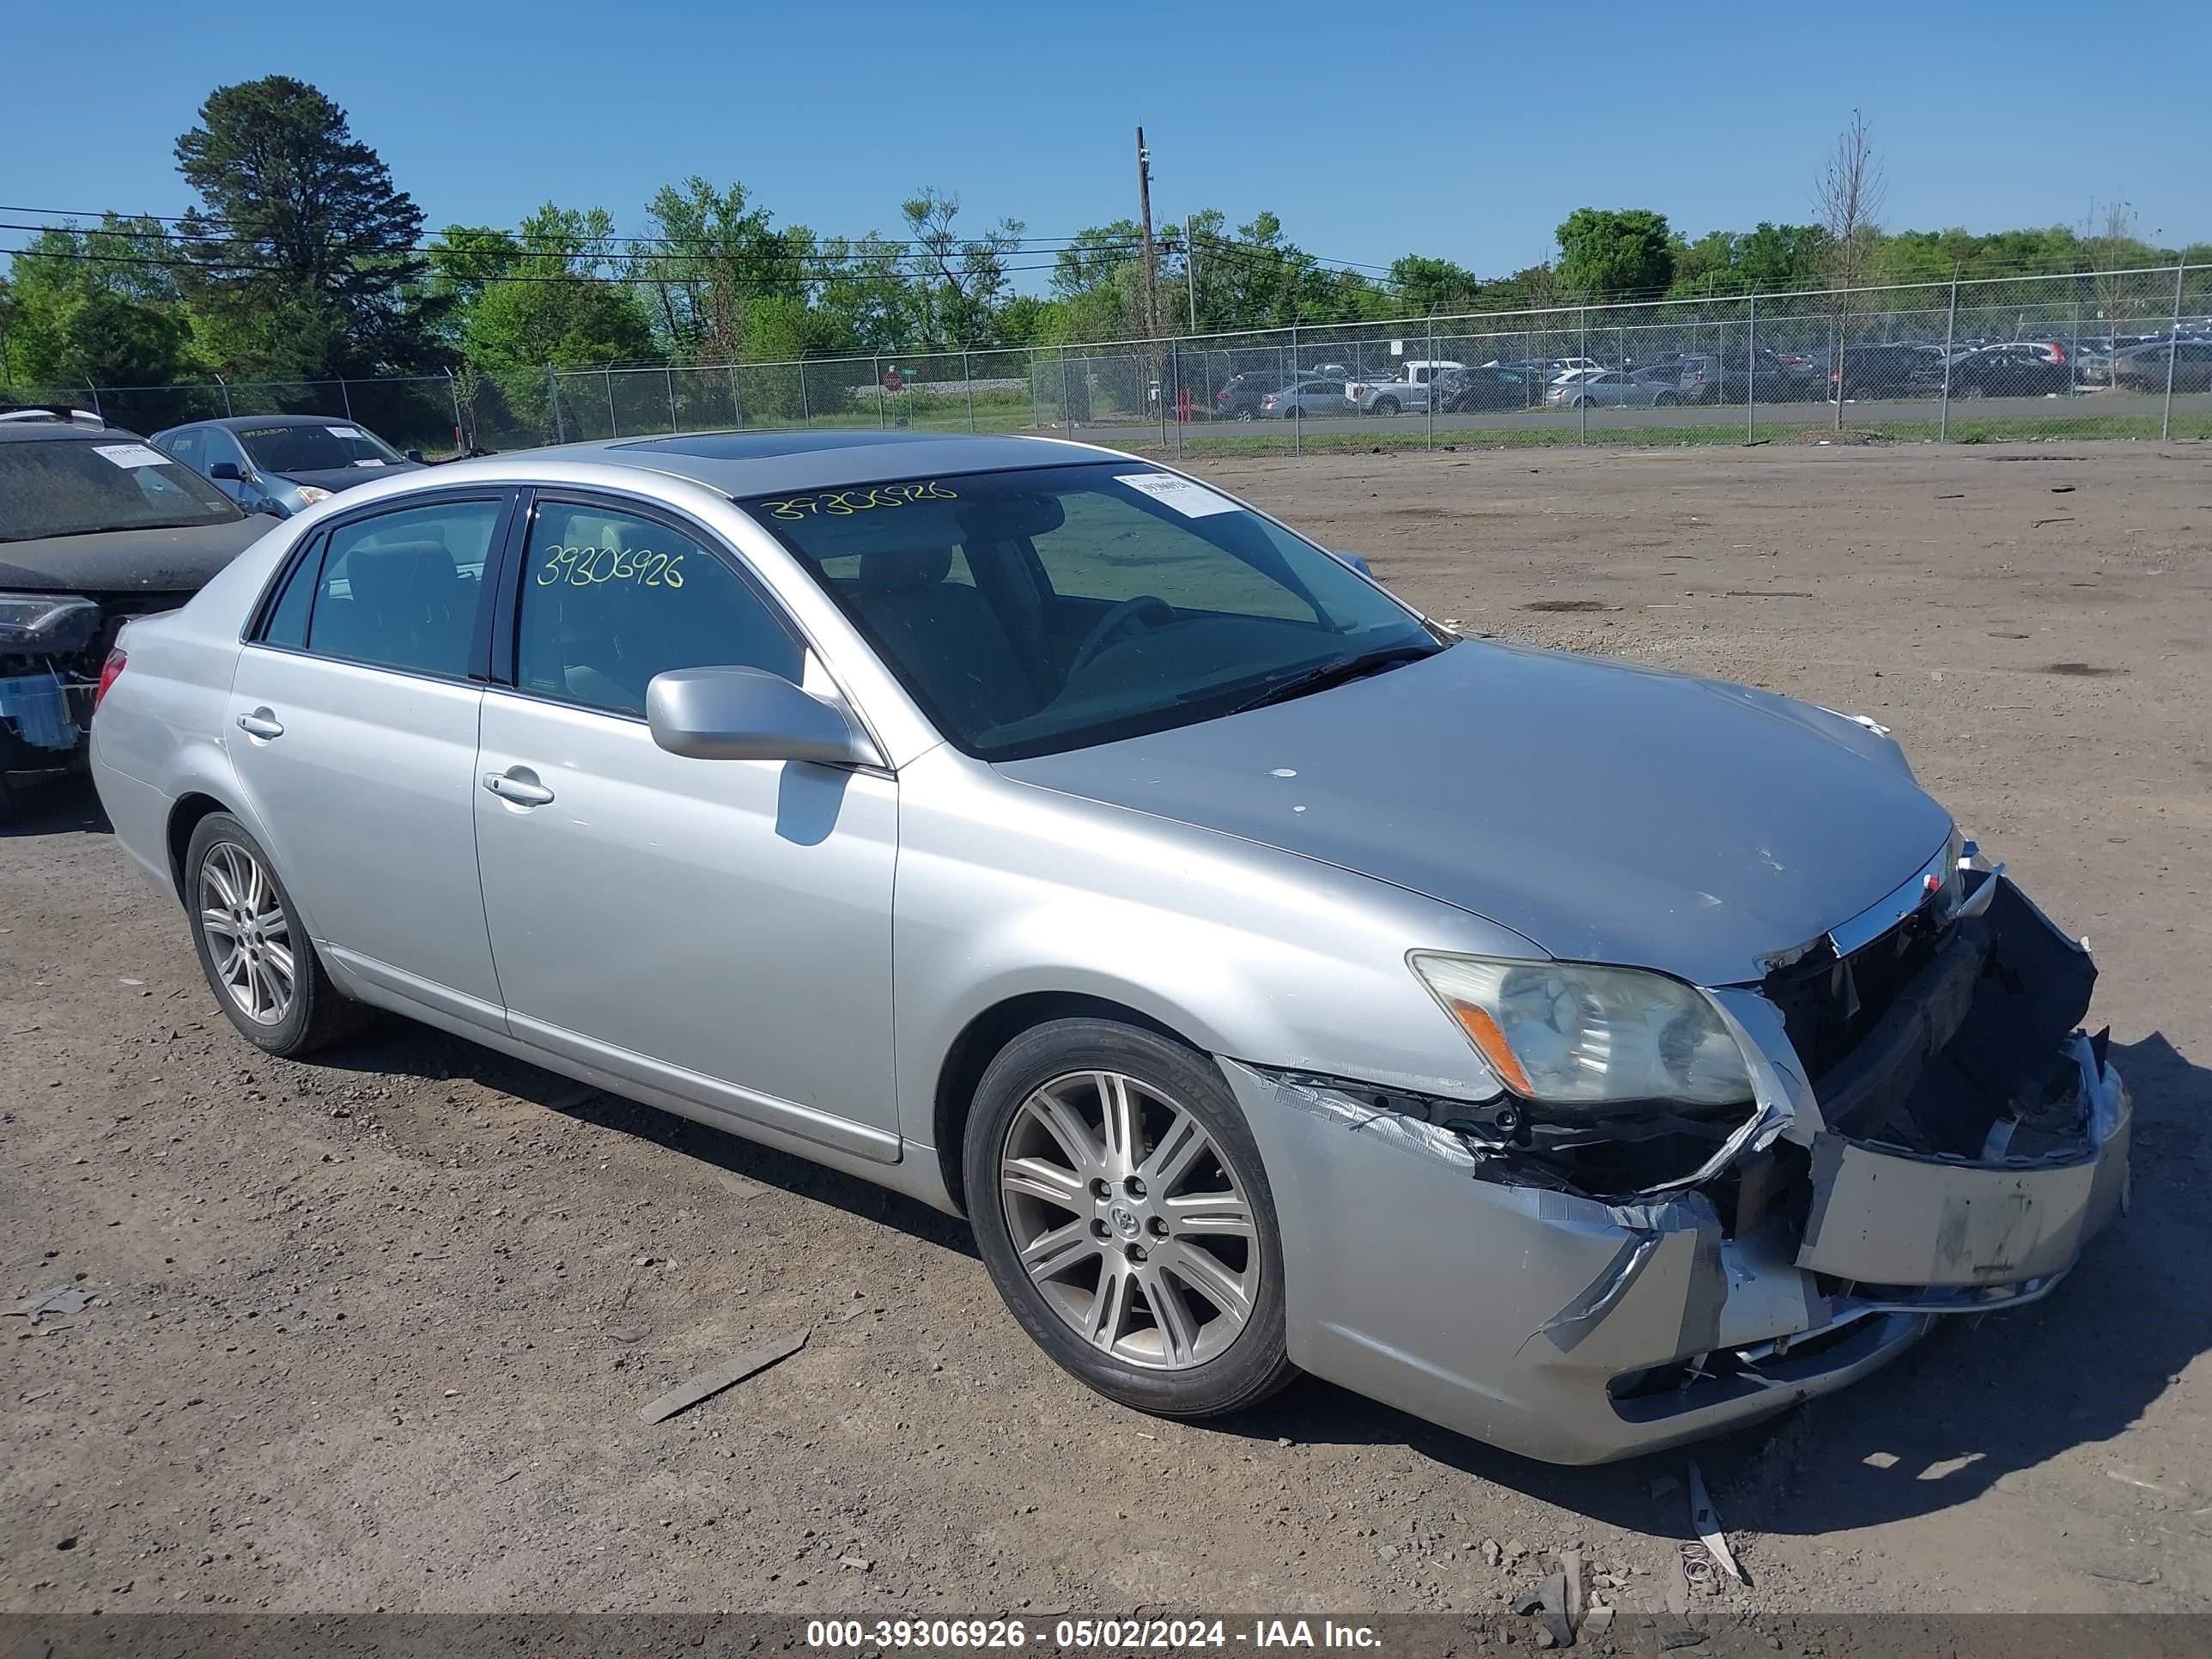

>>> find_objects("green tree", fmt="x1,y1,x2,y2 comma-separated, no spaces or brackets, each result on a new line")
174,76,440,377
1,218,197,388
1555,208,1674,301
632,177,805,363
437,206,658,373
1388,254,1484,314
898,187,1025,344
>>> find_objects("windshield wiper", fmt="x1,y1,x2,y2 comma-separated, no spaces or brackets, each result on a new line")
1227,642,1438,715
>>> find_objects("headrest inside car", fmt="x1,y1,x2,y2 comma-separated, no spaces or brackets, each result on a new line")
346,539,457,612
860,545,954,590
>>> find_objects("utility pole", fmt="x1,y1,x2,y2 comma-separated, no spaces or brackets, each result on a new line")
1135,126,1160,343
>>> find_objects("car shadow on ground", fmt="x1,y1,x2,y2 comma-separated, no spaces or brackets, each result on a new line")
1215,1031,2211,1543
313,1021,980,1260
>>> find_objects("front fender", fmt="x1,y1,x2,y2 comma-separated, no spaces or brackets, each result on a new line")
890,749,1535,1150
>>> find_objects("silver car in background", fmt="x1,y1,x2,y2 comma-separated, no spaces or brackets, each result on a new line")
89,430,2127,1463
1546,368,1682,409
1258,380,1352,419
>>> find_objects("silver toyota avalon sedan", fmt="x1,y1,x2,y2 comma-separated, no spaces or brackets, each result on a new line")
88,430,2128,1463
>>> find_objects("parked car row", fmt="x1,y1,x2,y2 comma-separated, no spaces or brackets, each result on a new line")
0,407,431,814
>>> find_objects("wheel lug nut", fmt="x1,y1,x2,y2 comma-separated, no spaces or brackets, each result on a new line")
1148,1216,1169,1237
1091,1218,1110,1239
1089,1178,1111,1200
1125,1243,1146,1263
1123,1176,1146,1198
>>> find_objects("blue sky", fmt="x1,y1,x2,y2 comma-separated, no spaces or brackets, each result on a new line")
6,0,2207,282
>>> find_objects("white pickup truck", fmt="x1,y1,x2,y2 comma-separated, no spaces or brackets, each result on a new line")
1344,359,1464,415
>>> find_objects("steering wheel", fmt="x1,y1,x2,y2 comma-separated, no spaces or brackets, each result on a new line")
1067,594,1176,676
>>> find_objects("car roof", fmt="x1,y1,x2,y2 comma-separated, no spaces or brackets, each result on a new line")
159,414,359,434
468,429,1124,498
0,421,144,445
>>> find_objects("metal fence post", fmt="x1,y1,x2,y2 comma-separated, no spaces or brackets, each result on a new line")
963,349,975,434
1059,354,1070,433
1578,307,1589,444
1426,311,1436,451
799,362,811,424
2069,294,2081,397
446,368,465,453
874,354,885,428
604,368,617,439
1745,294,1756,444
84,380,101,419
665,367,678,433
2163,260,2185,441
548,365,564,444
1940,269,1958,443
1172,339,1182,464
216,373,233,417
1291,327,1300,459
339,379,355,422
729,365,742,429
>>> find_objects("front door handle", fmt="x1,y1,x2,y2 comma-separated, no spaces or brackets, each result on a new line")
236,709,285,740
483,770,556,807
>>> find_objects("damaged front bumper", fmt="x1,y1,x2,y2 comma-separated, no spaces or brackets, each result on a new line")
1228,872,2129,1465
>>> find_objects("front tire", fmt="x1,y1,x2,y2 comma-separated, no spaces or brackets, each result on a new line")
965,1018,1297,1419
185,812,368,1056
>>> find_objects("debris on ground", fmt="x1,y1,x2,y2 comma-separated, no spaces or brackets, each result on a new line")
1666,1550,1693,1616
1481,1537,1503,1567
1687,1460,1747,1584
635,1328,809,1425
7,1287,91,1323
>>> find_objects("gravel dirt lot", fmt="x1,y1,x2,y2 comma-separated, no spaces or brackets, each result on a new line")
5,440,2209,1621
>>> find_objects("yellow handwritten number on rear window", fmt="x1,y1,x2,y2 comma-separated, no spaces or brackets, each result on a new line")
535,544,686,588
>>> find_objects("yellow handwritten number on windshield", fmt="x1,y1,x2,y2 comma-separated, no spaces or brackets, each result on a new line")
763,481,957,520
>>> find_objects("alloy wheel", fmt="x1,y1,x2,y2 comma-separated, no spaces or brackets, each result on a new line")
998,1069,1261,1371
198,840,295,1025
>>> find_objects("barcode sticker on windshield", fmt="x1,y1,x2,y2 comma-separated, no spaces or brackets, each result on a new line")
1118,472,1238,518
92,443,169,469
325,425,364,439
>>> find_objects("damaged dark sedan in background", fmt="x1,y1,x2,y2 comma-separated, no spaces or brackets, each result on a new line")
0,418,270,817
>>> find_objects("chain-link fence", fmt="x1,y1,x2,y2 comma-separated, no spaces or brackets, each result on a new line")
13,264,2208,462
0,372,470,456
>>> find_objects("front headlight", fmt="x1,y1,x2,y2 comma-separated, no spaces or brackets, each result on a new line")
293,485,334,506
1409,953,1753,1110
0,592,101,655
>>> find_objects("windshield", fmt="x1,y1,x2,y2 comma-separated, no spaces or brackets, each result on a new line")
744,461,1446,761
236,422,406,473
0,438,244,542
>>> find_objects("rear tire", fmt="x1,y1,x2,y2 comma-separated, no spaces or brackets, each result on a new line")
1370,396,1401,416
965,1018,1297,1420
1654,392,1677,407
185,812,369,1057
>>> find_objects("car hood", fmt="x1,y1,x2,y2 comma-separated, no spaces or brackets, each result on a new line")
997,641,1953,986
270,460,424,493
0,514,273,598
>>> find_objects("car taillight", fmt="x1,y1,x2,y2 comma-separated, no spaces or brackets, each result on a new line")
94,647,126,712
2050,343,2067,364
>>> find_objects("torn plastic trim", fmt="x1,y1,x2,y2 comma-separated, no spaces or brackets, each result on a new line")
1534,1191,1723,1355
1256,1067,1511,1174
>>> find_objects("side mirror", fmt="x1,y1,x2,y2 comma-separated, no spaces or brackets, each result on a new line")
405,448,424,464
646,665,877,767
208,461,243,483
1333,550,1374,578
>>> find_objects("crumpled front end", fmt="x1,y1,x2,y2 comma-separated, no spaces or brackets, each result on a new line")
1229,865,2129,1465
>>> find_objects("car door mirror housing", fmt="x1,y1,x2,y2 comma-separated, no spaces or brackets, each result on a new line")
1333,550,1374,578
209,461,243,482
646,665,877,767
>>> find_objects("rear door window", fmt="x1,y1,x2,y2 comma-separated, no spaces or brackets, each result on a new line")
303,499,504,678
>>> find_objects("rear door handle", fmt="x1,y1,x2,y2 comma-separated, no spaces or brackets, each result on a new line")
236,709,284,740
483,770,556,807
